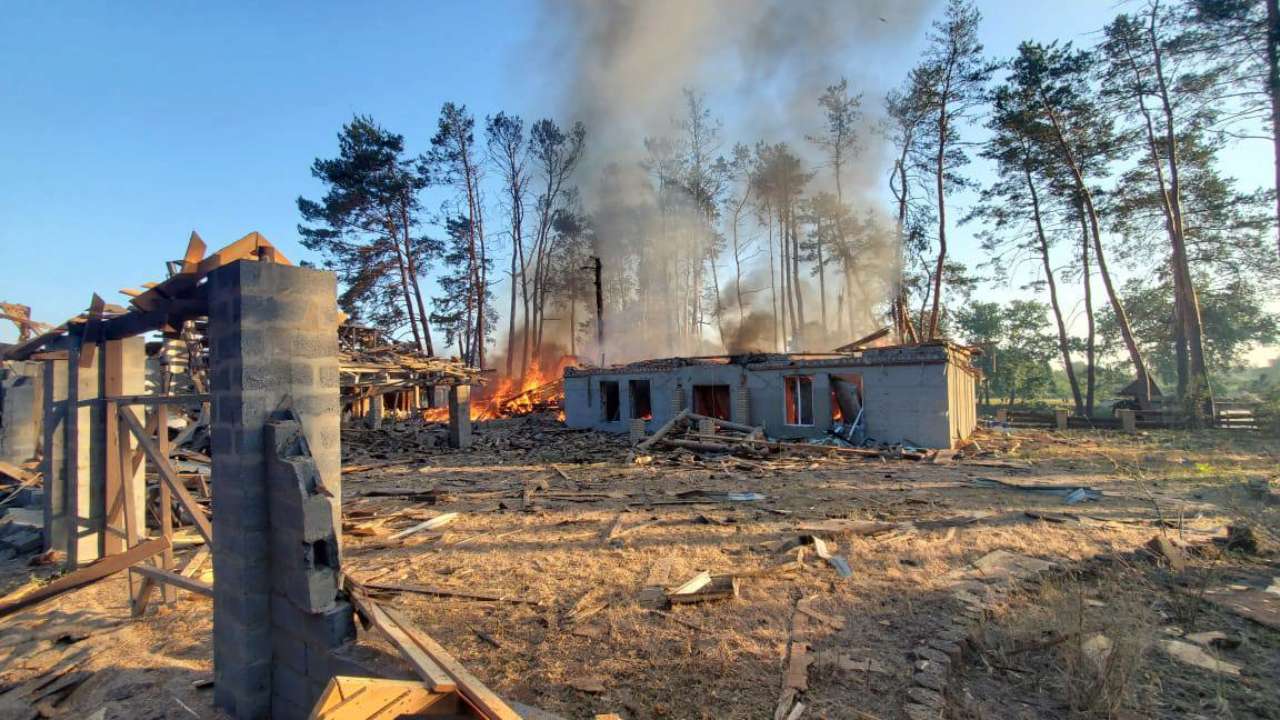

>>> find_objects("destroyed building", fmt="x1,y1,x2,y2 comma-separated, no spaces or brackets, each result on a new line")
563,341,979,449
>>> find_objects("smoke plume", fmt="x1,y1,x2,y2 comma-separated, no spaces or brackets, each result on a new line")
533,0,935,364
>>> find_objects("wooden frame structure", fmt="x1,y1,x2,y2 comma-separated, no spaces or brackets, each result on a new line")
2,231,289,608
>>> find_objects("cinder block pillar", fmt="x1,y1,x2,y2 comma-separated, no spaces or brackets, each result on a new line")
448,385,471,449
1055,408,1069,431
995,408,1008,424
697,417,716,435
732,384,750,426
41,355,68,554
366,393,383,430
207,260,350,720
672,384,684,415
1118,408,1136,433
0,360,43,464
628,418,646,445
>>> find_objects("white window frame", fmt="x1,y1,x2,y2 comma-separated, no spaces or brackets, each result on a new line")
783,375,815,426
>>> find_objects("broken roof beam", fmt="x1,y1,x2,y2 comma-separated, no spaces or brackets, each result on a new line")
833,326,891,353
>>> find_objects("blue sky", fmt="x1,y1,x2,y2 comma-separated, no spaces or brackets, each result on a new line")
1,1,1273,362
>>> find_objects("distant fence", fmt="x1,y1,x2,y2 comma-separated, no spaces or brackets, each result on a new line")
984,401,1263,432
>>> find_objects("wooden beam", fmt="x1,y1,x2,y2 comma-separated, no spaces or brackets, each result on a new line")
181,231,207,274
132,565,212,598
77,294,105,369
118,406,212,545
78,393,210,407
380,605,522,720
637,409,689,451
346,587,457,693
103,346,125,556
0,536,169,619
156,403,174,604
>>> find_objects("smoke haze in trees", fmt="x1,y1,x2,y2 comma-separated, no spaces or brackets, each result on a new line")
527,0,935,363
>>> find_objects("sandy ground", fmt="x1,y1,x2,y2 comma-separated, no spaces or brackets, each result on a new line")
0,418,1276,720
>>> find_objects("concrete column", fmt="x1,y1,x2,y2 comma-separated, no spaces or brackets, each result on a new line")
41,355,68,554
1055,408,1069,431
101,337,147,557
671,384,684,415
628,418,646,445
448,385,471,449
69,338,100,564
0,360,43,464
732,384,750,426
366,393,383,430
207,260,351,720
1118,408,1136,433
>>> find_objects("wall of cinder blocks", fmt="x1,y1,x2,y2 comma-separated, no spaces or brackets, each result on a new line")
207,260,352,720
0,360,43,465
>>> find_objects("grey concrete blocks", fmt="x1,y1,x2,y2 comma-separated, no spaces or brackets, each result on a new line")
0,360,43,464
448,384,471,449
207,261,350,720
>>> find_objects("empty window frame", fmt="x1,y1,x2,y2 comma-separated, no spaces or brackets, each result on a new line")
692,384,732,420
784,375,814,426
600,381,621,421
830,374,863,423
629,379,653,420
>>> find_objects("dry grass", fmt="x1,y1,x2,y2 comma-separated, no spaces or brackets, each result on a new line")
0,422,1274,719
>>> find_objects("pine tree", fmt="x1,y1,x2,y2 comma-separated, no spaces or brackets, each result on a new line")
298,115,437,353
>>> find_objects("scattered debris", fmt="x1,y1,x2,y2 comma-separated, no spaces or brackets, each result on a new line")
1159,639,1241,676
970,477,1102,503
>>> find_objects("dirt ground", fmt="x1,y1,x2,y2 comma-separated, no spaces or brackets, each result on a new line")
0,417,1276,720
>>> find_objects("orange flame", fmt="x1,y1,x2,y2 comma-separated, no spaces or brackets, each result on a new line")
419,361,564,423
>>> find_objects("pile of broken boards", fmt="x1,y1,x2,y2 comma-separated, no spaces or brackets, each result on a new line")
634,409,937,463
0,461,45,560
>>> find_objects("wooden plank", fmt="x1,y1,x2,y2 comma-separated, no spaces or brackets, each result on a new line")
364,581,541,605
181,231,207,273
637,409,689,451
0,460,37,484
78,393,210,407
380,605,522,720
179,545,210,578
118,406,212,545
0,536,169,618
103,344,125,557
131,565,213,598
157,403,174,604
346,588,457,693
77,294,105,369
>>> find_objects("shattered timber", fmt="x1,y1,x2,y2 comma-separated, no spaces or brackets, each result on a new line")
0,235,1278,720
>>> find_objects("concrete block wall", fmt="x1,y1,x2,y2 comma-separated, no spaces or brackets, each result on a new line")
565,350,970,448
40,354,68,553
266,419,354,718
0,360,43,464
39,335,146,563
207,260,350,720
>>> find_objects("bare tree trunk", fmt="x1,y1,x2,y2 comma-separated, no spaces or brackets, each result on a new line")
1268,0,1280,260
928,67,955,341
387,220,423,352
1042,95,1153,404
789,203,805,332
1149,10,1211,415
404,256,435,353
1023,156,1083,415
815,217,828,331
928,116,948,340
708,252,726,347
1078,198,1096,416
766,211,780,351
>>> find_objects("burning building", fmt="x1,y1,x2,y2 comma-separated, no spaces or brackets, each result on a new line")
562,341,978,449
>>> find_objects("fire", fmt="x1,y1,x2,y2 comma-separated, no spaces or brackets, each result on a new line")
418,359,567,423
